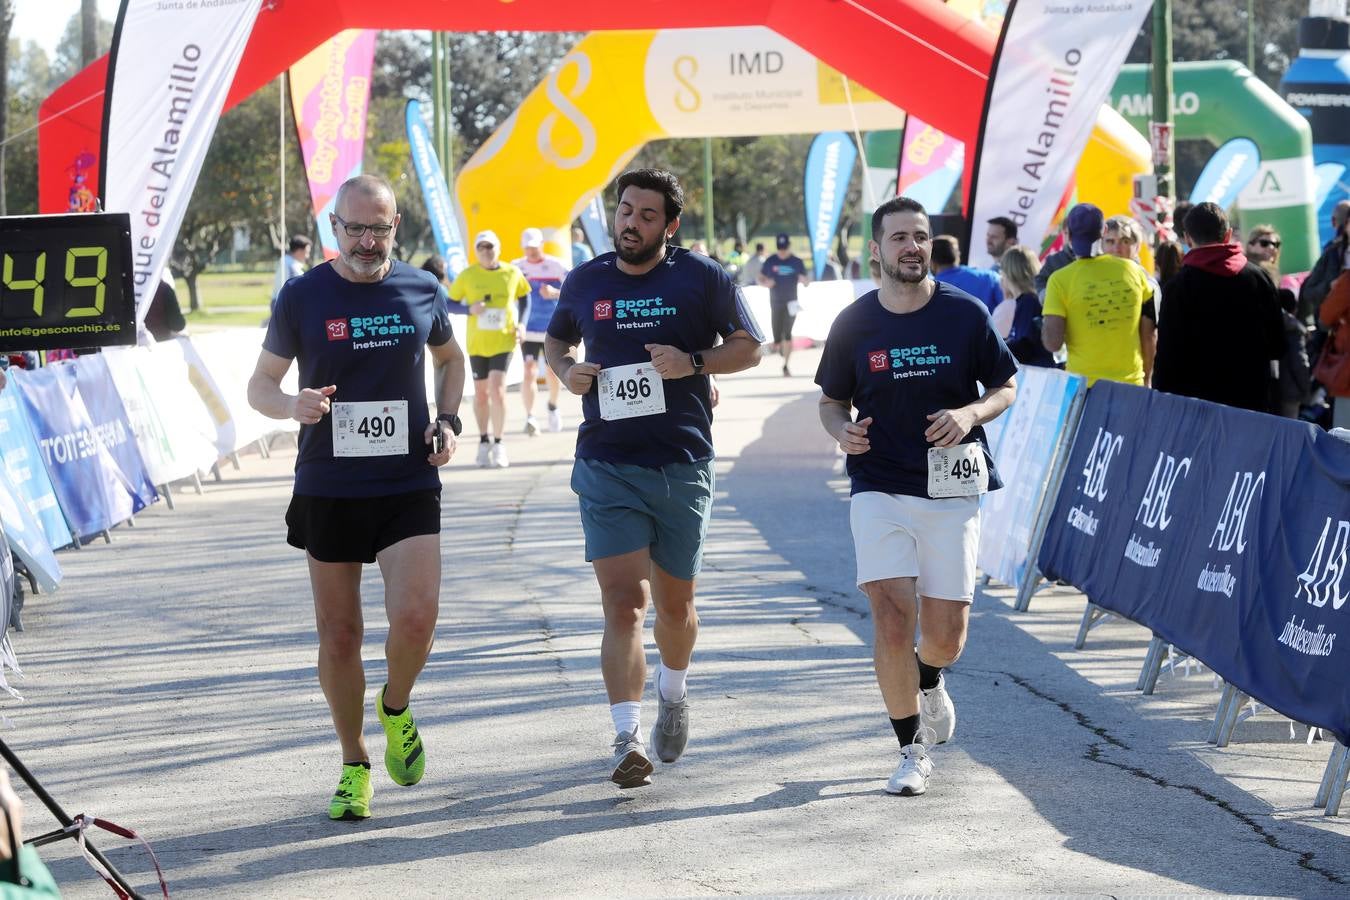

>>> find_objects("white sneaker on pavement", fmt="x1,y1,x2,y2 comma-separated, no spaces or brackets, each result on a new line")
547,409,563,432
490,442,510,468
475,442,491,468
886,740,934,796
524,416,540,436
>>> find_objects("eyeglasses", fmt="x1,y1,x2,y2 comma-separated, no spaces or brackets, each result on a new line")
1252,238,1281,249
333,214,394,238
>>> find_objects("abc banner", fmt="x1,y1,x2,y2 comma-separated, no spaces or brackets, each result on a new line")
290,31,377,261
966,0,1152,267
1038,382,1350,744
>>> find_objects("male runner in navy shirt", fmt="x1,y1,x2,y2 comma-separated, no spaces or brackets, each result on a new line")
248,175,467,821
816,196,1017,797
545,169,764,788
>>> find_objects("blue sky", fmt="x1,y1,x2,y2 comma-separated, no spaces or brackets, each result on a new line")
13,0,122,58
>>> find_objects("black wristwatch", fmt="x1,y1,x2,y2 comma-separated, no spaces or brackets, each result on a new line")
691,351,706,375
436,413,463,436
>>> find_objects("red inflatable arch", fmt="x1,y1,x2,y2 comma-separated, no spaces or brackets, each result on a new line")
38,0,995,214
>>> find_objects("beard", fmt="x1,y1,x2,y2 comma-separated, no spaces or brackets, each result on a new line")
881,256,928,284
342,246,388,277
615,228,665,266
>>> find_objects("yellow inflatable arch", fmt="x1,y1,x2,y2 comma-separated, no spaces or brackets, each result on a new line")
456,27,1149,262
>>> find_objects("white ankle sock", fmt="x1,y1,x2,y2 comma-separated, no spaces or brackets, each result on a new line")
658,664,688,701
611,701,641,737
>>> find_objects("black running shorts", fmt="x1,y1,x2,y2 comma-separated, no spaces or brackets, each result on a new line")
285,489,441,563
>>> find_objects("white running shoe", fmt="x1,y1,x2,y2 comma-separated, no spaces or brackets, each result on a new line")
547,409,563,432
490,442,510,468
524,416,540,436
886,739,934,796
920,674,956,744
475,442,491,468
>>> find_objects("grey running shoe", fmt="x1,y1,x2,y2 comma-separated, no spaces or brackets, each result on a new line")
610,732,653,788
920,673,955,744
886,740,934,796
650,672,690,764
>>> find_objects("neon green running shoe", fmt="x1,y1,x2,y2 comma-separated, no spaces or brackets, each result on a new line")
377,684,426,786
329,763,373,821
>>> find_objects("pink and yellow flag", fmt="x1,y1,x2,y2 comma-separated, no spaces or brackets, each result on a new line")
289,31,377,260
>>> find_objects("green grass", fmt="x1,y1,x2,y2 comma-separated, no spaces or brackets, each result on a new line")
174,270,272,331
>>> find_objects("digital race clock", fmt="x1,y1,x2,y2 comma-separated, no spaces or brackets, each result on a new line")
0,212,136,351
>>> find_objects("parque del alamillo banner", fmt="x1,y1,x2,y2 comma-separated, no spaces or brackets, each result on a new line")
101,0,261,328
965,0,1152,267
290,31,377,261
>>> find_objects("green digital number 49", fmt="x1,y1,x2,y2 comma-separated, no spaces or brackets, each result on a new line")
1,247,107,318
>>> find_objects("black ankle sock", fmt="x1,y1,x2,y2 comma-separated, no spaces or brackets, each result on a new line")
493,437,502,444
917,657,943,691
479,434,489,443
381,698,407,717
547,402,557,411
890,714,920,747
345,760,371,769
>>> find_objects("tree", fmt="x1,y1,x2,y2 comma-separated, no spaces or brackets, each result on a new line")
3,39,54,216
172,89,311,310
80,0,98,67
0,0,14,215
1127,0,1304,89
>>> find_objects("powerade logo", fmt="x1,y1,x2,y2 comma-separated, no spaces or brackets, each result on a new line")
326,319,349,341
594,300,613,320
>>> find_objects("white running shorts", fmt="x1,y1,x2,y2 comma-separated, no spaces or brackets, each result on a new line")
849,491,980,601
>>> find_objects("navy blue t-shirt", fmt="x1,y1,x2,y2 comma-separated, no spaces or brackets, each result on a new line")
762,254,807,305
263,260,453,498
814,283,1018,498
548,247,765,467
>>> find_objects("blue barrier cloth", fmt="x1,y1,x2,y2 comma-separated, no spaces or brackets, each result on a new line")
12,365,142,541
73,355,158,513
1038,380,1350,744
0,381,72,552
0,458,62,592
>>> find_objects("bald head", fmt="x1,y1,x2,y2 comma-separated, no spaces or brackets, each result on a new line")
335,174,397,217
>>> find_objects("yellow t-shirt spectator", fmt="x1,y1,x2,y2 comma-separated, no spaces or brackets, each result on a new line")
449,263,530,357
1043,255,1153,386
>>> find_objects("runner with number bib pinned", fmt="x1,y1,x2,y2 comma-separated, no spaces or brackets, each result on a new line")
248,174,467,821
545,169,764,788
814,196,1017,797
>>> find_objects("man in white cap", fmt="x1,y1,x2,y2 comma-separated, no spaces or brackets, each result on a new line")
449,230,531,467
513,227,572,434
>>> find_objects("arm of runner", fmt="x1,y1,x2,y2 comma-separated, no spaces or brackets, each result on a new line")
819,394,872,455
644,330,761,379
924,376,1017,448
1041,314,1066,353
545,334,599,395
247,348,335,424
426,337,466,465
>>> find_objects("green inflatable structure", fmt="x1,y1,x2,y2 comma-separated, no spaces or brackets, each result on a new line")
1111,60,1319,272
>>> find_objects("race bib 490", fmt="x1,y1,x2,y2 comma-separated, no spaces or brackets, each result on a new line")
332,400,409,457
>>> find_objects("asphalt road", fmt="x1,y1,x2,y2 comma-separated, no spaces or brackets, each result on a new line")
5,348,1348,898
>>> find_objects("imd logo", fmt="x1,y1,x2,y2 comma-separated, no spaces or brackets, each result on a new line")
868,350,889,372
326,319,349,341
593,300,614,321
